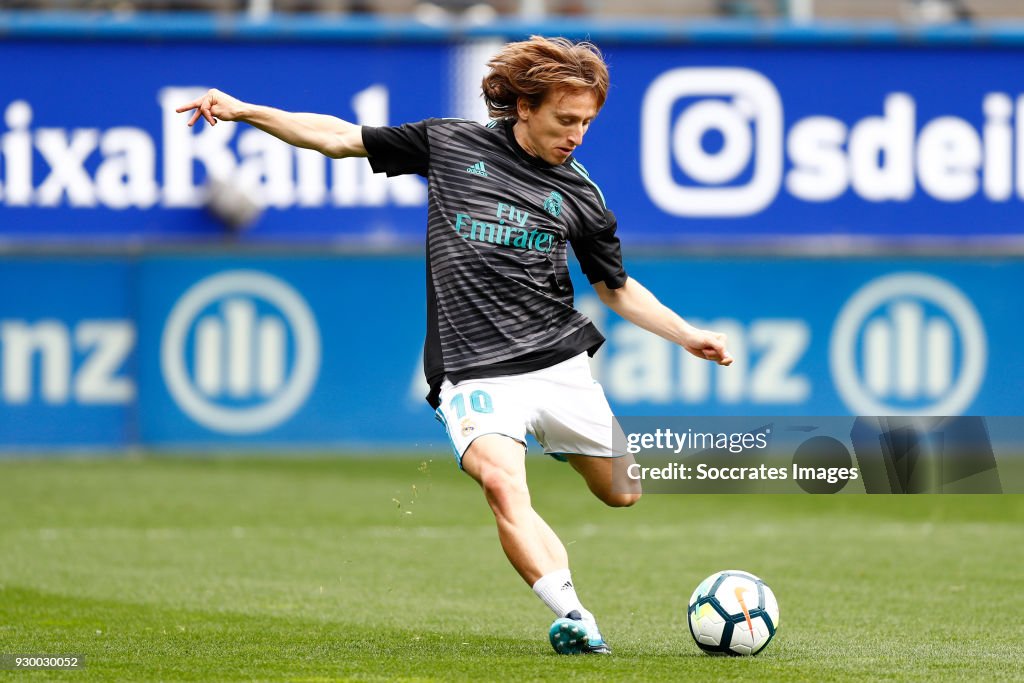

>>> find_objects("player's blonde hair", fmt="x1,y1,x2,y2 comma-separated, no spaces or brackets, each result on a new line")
482,36,610,119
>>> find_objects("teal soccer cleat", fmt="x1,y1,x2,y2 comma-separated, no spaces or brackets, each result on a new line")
548,610,612,655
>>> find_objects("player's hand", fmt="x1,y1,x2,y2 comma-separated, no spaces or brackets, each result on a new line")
175,88,245,127
682,328,733,366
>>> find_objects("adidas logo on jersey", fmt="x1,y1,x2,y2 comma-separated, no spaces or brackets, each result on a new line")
466,161,488,177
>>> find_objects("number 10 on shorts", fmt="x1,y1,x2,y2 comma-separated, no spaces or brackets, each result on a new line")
450,390,494,417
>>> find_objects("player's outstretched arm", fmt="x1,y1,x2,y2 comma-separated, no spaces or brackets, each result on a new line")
593,278,734,366
175,88,366,159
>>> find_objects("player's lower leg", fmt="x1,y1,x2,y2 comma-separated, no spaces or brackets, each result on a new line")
567,452,642,508
492,495,609,653
461,436,610,653
527,509,608,653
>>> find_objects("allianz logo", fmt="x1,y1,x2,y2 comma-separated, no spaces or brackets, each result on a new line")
830,273,986,416
161,271,320,434
641,67,1024,217
0,320,134,405
0,85,424,210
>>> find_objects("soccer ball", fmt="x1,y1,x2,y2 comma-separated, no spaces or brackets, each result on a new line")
687,570,779,656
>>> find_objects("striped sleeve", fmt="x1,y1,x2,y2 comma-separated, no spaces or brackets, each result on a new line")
571,209,628,289
567,159,627,289
362,119,439,178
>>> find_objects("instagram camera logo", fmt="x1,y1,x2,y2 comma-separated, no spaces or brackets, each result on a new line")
641,68,783,217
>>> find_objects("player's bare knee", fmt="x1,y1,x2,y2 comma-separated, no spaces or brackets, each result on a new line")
480,468,530,517
600,490,641,508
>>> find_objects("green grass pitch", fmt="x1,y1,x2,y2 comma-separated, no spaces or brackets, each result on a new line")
1,455,1023,681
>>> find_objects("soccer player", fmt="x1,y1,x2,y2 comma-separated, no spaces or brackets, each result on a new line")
176,35,733,655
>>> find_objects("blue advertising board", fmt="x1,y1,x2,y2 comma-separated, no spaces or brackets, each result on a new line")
591,45,1024,242
0,40,445,244
0,258,135,447
580,258,1021,417
2,36,1024,245
135,255,434,447
0,253,1021,450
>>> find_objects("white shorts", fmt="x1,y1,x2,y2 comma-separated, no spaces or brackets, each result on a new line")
435,352,624,469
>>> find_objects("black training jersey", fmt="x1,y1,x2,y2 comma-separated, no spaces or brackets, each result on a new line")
362,118,627,407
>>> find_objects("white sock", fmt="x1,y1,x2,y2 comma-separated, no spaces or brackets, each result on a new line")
532,569,584,619
579,608,603,641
